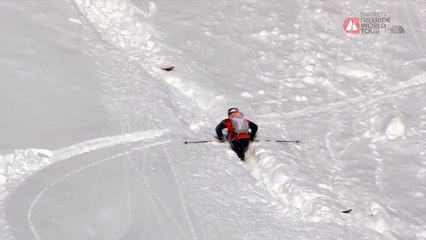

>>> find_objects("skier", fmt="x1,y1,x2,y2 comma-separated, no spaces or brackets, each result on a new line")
215,107,258,161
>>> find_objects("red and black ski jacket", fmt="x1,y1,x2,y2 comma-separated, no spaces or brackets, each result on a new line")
215,118,258,142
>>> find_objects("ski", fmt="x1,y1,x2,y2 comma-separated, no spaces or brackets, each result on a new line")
342,209,352,214
161,66,175,71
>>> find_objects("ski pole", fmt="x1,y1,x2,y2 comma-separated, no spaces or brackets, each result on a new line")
184,140,301,144
276,140,300,144
254,140,300,144
184,140,212,144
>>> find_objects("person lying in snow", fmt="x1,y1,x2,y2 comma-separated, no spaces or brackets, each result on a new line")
215,107,258,161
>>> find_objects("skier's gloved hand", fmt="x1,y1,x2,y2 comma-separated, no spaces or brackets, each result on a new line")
249,135,255,141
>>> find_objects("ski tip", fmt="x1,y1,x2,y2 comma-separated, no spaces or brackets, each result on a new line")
184,141,188,144
341,209,352,214
161,66,175,71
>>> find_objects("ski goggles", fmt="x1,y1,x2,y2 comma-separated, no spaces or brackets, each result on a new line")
228,107,239,116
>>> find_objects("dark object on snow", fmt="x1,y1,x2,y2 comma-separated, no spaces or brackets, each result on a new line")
215,108,258,161
161,66,175,71
342,209,352,214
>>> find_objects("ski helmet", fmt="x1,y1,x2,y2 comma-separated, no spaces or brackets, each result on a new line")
228,107,239,116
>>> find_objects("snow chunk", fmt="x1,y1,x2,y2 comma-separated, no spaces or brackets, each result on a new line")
68,18,82,24
302,76,317,85
0,149,53,184
370,201,385,215
189,123,202,130
414,191,424,197
259,30,269,39
369,202,392,234
374,215,390,234
294,95,308,102
0,175,6,185
241,92,254,98
385,117,405,140
148,2,157,16
304,64,315,72
318,183,333,190
336,61,375,79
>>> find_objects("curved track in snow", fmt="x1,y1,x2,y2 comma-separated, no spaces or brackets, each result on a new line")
4,130,201,240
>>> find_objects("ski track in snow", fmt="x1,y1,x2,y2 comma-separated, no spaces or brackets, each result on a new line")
3,130,166,239
402,0,426,57
1,129,197,240
256,74,425,121
13,127,200,240
71,0,217,112
27,139,172,240
124,149,195,240
65,1,205,237
0,130,166,190
118,118,197,239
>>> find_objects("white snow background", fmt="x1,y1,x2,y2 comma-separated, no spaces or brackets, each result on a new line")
0,0,425,239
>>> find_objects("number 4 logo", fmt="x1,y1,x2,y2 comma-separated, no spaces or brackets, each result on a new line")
343,18,360,34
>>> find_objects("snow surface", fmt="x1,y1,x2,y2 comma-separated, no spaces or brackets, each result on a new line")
0,0,425,239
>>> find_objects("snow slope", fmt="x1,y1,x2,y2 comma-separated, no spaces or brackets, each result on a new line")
1,0,425,239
